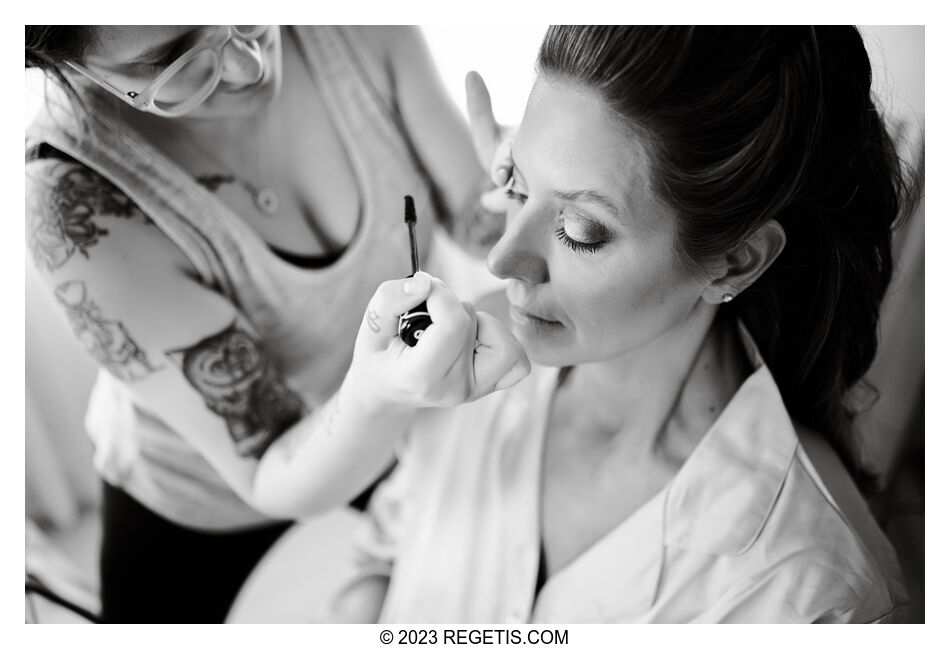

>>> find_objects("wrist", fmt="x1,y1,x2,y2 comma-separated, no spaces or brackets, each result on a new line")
339,371,417,422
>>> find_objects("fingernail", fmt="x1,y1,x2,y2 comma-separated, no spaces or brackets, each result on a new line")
493,167,510,185
403,271,432,295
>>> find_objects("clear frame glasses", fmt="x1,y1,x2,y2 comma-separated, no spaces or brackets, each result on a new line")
66,25,271,117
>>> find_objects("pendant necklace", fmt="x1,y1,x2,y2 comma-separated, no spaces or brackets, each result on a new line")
195,171,280,216
182,126,338,255
175,121,280,217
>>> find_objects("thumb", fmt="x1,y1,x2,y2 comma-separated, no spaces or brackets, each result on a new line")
360,272,434,346
495,358,531,391
479,185,510,218
489,136,514,187
465,70,500,171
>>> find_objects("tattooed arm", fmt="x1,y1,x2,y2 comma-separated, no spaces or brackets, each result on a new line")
25,156,415,518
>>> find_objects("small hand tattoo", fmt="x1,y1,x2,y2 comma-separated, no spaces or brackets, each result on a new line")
365,310,382,334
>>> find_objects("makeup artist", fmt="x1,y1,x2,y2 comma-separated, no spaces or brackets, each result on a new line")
24,25,512,622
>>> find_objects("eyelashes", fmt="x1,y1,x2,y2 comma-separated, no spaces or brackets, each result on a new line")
139,51,183,73
504,181,608,254
553,227,604,254
139,30,201,72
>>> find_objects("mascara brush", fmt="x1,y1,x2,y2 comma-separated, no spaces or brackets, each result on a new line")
398,195,433,346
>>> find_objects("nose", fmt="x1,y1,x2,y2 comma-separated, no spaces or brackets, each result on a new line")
486,206,549,285
219,37,265,85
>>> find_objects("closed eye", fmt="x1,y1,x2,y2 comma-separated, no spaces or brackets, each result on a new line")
554,227,606,254
137,30,200,72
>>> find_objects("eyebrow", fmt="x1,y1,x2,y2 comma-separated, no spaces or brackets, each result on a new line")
552,189,621,218
511,155,622,219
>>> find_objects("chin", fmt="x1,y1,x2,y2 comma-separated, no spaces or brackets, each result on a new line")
516,326,628,369
195,67,282,118
514,329,577,369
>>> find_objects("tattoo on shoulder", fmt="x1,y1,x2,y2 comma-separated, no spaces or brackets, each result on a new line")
55,280,161,382
29,163,152,272
166,322,306,460
194,174,236,193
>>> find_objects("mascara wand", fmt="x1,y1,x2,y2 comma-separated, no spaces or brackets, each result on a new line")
398,195,433,346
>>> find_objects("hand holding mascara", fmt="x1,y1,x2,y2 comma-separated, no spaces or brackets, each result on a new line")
398,196,433,346
350,205,530,411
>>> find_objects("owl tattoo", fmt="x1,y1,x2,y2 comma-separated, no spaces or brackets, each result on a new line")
166,322,306,459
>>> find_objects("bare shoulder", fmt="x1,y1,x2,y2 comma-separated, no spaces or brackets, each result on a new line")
348,26,430,76
24,151,230,345
349,25,423,56
25,153,193,278
24,151,251,389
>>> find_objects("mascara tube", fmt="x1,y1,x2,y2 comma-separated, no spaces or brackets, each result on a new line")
398,195,433,346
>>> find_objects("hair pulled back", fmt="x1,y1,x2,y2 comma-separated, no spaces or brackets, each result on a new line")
539,26,914,486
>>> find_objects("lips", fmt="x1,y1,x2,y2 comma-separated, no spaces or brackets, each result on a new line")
510,302,558,323
510,304,561,329
506,282,559,323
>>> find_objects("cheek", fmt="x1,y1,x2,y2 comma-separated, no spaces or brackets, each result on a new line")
557,247,700,342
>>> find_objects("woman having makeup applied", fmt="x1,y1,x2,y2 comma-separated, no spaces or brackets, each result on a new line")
326,26,916,622
24,26,521,622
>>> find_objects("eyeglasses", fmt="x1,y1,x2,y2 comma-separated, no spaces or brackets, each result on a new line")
66,25,271,117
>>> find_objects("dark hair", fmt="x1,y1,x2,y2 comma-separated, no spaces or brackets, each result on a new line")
539,26,916,488
26,26,94,108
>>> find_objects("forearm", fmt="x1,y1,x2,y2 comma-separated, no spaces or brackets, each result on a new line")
252,375,415,519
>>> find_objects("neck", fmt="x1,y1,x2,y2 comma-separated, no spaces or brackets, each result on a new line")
555,305,750,464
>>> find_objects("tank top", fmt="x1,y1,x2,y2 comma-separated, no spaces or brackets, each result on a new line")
26,26,438,531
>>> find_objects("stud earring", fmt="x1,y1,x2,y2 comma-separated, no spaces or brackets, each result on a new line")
722,293,734,303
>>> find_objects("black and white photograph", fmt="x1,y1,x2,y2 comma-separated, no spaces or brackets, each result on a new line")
22,17,927,633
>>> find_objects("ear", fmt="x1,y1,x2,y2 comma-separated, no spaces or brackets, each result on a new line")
701,220,786,305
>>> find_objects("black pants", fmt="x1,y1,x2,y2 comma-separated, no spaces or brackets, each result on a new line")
98,482,292,623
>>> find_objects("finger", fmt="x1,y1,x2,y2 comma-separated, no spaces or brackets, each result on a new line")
489,137,514,187
480,185,511,214
436,301,480,398
465,71,500,171
435,301,479,381
409,279,474,375
359,272,433,348
495,354,532,391
470,312,531,399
